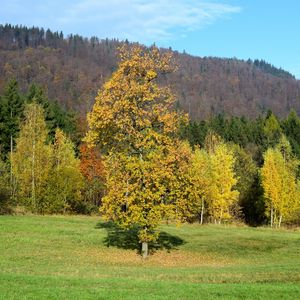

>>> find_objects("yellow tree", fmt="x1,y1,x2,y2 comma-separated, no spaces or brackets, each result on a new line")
261,138,298,227
164,140,193,223
85,45,179,154
11,103,52,212
85,45,187,258
102,149,173,251
294,182,300,223
206,141,239,223
47,129,84,213
184,147,211,224
0,158,10,213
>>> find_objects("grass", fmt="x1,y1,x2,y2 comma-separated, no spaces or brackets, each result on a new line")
0,215,300,299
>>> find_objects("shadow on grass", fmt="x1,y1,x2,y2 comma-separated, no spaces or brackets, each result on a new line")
95,221,185,253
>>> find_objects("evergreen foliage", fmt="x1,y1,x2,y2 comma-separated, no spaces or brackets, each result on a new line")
252,59,295,79
0,80,77,160
0,79,24,159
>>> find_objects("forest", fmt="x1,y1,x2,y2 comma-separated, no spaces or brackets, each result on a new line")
1,44,300,258
1,24,300,120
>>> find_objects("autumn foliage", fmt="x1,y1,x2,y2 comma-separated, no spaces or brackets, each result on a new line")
79,144,105,182
1,36,300,259
85,45,189,257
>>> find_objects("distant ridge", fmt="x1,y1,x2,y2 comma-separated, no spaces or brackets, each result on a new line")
1,24,299,120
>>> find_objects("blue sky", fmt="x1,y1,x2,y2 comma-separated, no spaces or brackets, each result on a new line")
1,0,300,78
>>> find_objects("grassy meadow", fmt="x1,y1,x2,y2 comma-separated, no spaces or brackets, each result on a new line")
0,215,300,299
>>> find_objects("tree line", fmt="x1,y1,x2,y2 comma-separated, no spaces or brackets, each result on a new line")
1,46,300,257
0,81,104,214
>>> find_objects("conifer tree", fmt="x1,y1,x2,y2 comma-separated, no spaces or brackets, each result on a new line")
26,83,76,142
281,110,300,158
232,145,261,224
0,79,24,160
263,113,282,148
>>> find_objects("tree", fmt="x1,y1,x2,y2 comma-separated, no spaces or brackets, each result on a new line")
46,128,83,213
85,45,186,258
0,158,10,214
231,145,263,225
26,83,76,143
79,143,105,210
185,147,210,224
261,137,299,227
282,110,300,159
263,113,282,148
164,140,193,223
206,140,239,223
11,103,52,212
204,131,222,153
0,79,24,160
102,148,180,256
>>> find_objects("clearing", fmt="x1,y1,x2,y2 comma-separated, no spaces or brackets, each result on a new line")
0,215,299,299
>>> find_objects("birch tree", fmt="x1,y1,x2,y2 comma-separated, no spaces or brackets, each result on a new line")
11,103,52,212
261,138,299,227
46,129,83,213
186,148,210,224
206,142,239,223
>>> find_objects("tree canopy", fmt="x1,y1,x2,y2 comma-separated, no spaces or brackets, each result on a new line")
86,45,187,257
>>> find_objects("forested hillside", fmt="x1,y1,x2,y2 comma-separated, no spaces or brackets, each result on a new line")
1,24,300,120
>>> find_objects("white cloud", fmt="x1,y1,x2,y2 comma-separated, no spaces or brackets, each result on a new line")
0,0,241,44
57,0,241,43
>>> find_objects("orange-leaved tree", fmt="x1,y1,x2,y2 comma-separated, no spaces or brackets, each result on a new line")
79,143,105,209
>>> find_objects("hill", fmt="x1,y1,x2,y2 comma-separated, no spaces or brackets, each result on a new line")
1,215,300,299
1,24,300,119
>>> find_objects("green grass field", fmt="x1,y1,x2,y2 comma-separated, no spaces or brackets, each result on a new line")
0,215,300,299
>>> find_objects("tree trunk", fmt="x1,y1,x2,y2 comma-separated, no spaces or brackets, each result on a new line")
32,138,36,212
63,195,67,214
200,198,204,225
219,208,223,224
10,134,13,194
10,106,13,189
142,241,148,259
270,206,273,228
125,178,129,211
278,214,282,228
